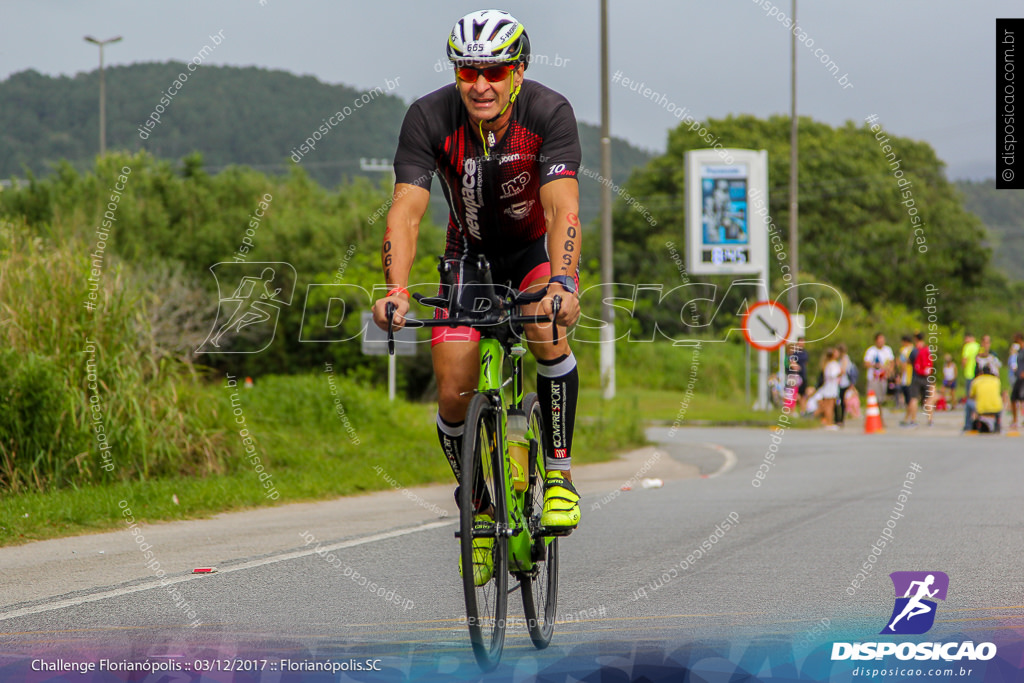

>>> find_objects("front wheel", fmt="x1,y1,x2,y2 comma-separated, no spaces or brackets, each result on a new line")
519,392,558,649
460,392,508,671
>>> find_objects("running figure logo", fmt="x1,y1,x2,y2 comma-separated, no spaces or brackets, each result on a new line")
881,571,949,635
197,262,296,354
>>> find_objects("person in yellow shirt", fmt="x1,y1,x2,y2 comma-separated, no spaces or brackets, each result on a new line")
969,366,1003,433
962,333,981,396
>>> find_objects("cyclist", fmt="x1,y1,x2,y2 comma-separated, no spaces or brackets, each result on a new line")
371,9,582,584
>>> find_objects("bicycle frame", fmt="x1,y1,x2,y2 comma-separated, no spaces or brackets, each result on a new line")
476,333,541,574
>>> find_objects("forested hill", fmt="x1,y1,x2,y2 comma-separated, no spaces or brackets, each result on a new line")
0,62,652,216
956,179,1024,282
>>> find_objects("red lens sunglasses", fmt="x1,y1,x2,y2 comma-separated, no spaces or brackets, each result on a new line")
456,63,516,83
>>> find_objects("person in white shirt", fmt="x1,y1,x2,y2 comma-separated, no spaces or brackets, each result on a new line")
863,333,895,405
941,354,958,408
974,335,1001,377
820,348,842,430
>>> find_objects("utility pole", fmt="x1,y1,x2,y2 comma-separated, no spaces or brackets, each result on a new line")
599,0,616,399
84,35,123,156
787,2,799,317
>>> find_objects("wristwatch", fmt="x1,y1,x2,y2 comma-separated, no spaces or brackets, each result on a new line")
549,275,577,294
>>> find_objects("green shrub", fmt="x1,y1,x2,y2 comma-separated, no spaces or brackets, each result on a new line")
0,219,236,492
0,349,87,491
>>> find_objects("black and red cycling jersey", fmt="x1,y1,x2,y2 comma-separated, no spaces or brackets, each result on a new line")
393,79,581,258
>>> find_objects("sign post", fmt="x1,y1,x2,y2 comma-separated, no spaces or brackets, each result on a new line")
686,149,772,408
361,310,417,401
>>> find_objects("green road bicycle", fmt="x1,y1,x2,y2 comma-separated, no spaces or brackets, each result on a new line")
385,255,568,671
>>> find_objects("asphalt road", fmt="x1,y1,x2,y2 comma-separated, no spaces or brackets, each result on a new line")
2,408,1022,681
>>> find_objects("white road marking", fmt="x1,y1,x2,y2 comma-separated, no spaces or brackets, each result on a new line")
0,520,454,623
699,442,737,478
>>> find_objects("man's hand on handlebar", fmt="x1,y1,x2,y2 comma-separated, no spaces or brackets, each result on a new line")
372,294,409,330
541,280,580,327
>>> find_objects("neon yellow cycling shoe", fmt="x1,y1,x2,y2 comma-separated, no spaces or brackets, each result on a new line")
541,475,580,529
459,513,495,586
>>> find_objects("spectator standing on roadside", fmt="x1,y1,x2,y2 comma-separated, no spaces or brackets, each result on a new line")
1004,334,1021,421
863,333,894,405
784,357,803,412
961,333,981,400
897,335,914,411
835,343,854,426
1008,333,1024,431
820,348,842,430
791,337,810,414
902,332,933,428
941,354,957,409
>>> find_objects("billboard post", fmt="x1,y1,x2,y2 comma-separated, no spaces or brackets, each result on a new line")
686,149,772,409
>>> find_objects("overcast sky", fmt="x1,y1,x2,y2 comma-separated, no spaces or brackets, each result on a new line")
3,1,1013,180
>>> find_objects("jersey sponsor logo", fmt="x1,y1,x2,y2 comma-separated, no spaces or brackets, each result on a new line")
551,384,563,450
462,158,483,239
547,163,576,177
500,170,530,198
498,153,520,165
441,437,462,478
504,199,535,220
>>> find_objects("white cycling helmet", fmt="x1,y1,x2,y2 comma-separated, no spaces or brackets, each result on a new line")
447,9,530,69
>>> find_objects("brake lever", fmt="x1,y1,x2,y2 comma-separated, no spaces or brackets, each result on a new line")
385,302,396,356
551,295,561,346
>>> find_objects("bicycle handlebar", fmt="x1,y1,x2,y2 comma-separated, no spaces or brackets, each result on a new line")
383,291,562,355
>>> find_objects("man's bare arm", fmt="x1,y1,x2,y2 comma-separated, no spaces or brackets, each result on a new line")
539,177,581,326
372,183,430,329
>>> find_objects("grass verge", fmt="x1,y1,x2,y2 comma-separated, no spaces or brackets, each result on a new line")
0,372,645,545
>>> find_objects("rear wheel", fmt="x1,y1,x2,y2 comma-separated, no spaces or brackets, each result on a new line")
460,392,508,671
519,392,558,649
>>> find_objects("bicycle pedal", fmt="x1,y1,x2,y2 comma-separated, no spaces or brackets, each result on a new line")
538,526,575,538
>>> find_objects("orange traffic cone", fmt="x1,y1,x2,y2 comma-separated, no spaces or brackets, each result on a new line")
244,376,254,389
864,390,885,434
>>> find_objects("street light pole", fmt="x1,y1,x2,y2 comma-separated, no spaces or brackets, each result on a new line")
787,2,799,318
84,35,122,156
599,0,616,399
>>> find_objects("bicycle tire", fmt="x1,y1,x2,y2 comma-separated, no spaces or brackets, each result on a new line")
519,392,558,649
460,392,508,671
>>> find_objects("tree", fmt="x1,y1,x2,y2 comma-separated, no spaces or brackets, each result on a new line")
611,114,997,327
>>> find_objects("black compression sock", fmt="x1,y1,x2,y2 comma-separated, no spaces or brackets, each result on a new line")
436,413,463,481
537,352,578,472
